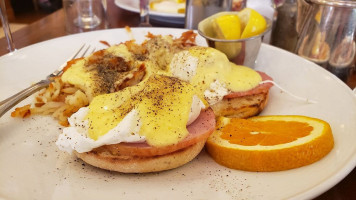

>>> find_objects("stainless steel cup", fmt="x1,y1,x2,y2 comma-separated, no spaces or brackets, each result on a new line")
185,0,233,30
198,11,272,68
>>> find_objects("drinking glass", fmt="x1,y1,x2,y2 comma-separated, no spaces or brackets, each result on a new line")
74,0,101,29
63,0,107,33
0,0,15,52
139,0,151,27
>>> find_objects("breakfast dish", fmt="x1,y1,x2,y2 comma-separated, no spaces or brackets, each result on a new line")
11,30,272,173
1,28,356,199
114,0,185,26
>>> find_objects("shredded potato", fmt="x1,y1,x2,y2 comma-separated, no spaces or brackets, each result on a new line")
11,76,87,126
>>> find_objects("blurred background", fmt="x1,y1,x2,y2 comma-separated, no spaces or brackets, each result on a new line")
0,0,62,37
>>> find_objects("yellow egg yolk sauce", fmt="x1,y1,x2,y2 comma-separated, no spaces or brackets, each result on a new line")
184,47,262,93
61,44,138,101
220,118,313,146
86,75,199,147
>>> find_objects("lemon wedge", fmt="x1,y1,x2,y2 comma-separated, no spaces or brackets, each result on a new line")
238,8,267,39
206,115,334,172
213,14,241,40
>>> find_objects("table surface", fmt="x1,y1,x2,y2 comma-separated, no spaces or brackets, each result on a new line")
0,0,355,199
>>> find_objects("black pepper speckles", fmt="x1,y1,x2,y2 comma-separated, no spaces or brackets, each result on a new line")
84,51,134,95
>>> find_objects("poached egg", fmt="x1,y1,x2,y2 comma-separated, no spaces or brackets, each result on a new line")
169,46,262,105
56,75,206,153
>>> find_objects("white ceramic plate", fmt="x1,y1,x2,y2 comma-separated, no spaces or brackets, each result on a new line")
114,0,185,26
0,28,356,200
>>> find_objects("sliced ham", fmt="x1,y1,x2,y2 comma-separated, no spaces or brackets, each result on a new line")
95,108,216,157
224,71,273,99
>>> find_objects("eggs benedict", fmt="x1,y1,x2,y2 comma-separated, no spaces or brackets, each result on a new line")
56,75,216,173
168,46,273,118
55,46,273,173
12,31,272,173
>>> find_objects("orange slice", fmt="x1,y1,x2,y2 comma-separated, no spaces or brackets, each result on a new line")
206,115,334,172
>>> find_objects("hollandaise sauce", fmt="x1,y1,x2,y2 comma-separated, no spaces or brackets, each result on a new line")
61,44,137,100
170,47,262,94
86,75,198,147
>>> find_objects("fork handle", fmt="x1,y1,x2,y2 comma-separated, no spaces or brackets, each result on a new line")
0,80,50,118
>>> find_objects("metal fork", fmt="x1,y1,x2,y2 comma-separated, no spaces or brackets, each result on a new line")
0,44,94,118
